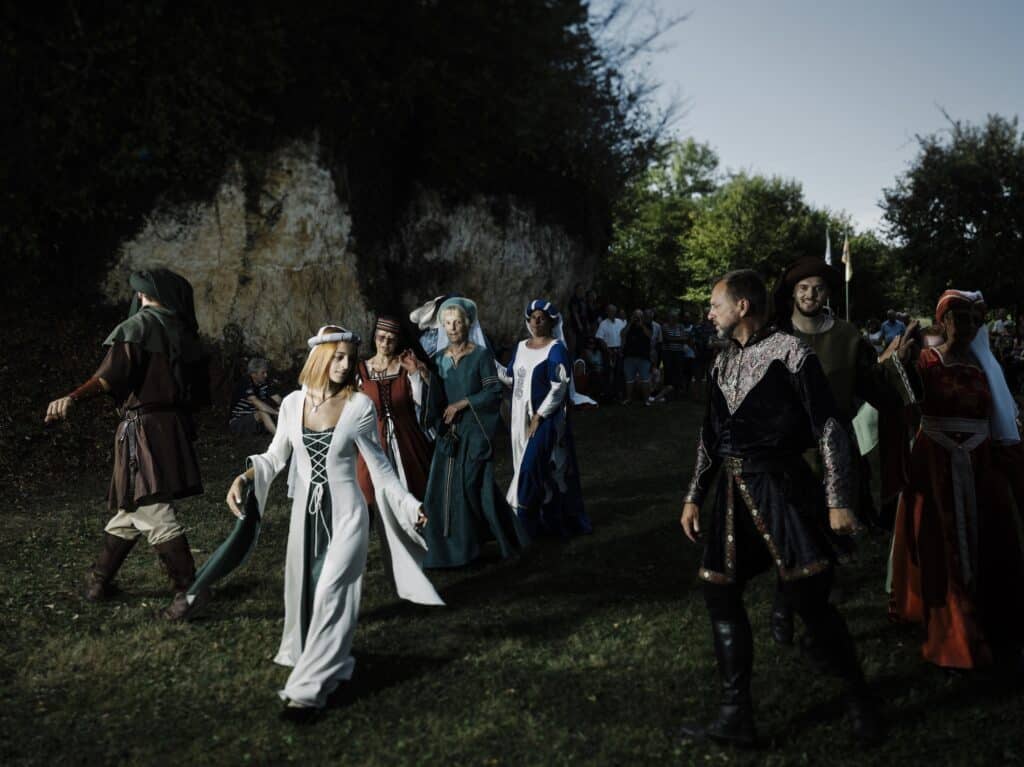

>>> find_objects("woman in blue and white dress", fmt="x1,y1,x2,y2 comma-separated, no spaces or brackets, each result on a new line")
499,299,593,539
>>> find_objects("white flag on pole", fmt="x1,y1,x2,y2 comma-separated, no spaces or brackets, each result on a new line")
842,234,852,282
824,227,832,266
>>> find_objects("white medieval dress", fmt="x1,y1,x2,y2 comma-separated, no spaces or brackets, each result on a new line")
247,390,442,708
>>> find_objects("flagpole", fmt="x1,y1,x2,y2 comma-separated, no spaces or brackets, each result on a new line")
844,228,851,321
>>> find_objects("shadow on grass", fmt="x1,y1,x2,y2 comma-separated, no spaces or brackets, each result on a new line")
326,652,455,711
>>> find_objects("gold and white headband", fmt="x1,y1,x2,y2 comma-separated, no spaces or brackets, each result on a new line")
307,325,361,349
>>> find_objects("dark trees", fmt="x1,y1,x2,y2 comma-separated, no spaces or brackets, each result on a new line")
882,114,1024,312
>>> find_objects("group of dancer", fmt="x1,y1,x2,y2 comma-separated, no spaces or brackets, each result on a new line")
45,270,591,720
46,262,1022,740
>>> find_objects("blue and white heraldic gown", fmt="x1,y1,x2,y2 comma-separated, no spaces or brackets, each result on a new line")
246,390,436,708
499,339,591,538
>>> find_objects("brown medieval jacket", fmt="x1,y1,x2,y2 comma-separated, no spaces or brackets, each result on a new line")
96,342,203,511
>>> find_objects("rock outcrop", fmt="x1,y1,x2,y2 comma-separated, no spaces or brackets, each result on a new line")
104,139,593,365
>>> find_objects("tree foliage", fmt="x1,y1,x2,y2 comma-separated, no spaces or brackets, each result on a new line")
2,1,667,300
601,139,718,308
882,113,1024,312
605,147,913,320
680,173,820,303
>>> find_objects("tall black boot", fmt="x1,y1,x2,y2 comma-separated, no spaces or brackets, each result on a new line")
679,615,757,748
770,586,794,646
83,533,138,601
803,605,884,746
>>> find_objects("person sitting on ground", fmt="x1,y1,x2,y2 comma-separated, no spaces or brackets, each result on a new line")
229,358,281,435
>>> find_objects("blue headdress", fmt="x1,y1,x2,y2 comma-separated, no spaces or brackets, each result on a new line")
525,299,560,320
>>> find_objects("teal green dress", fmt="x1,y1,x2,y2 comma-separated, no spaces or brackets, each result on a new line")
421,346,528,567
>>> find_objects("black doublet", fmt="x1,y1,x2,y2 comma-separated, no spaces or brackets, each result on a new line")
685,327,854,583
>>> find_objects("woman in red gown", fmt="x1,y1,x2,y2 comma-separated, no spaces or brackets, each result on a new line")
356,316,434,508
890,290,1024,670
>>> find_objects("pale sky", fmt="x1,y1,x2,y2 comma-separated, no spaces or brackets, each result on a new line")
639,0,1024,233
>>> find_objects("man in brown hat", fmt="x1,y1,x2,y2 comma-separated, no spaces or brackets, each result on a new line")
45,268,209,621
768,255,919,644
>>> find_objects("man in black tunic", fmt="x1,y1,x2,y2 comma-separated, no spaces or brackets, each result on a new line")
679,270,881,747
45,268,208,620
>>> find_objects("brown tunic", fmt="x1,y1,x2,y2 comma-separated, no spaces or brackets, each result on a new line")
96,342,203,511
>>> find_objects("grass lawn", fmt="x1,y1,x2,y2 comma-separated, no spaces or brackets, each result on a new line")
2,394,1022,766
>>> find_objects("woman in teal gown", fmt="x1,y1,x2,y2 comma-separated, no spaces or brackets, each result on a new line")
416,297,529,567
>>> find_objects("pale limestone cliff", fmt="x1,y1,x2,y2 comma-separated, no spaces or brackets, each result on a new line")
105,139,592,365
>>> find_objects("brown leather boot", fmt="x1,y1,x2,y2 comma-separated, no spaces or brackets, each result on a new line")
153,535,208,621
162,587,211,621
83,533,138,602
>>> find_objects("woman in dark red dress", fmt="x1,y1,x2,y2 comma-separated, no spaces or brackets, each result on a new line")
356,316,434,512
889,290,1024,670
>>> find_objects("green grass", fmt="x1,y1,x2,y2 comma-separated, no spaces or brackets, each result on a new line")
2,397,1022,766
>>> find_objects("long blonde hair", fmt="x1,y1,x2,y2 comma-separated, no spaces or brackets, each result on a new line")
298,326,359,397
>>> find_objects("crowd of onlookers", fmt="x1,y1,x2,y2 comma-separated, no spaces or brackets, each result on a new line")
989,310,1024,396
564,283,714,406
225,295,1024,437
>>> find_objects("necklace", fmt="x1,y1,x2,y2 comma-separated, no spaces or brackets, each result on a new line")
310,388,342,413
368,355,397,377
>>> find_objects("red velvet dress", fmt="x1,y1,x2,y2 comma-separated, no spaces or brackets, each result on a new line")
889,347,1024,668
356,362,434,505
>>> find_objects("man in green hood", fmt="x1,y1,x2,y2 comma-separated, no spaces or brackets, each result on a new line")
45,268,208,620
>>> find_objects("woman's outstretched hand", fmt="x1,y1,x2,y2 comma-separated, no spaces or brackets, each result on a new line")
226,475,248,519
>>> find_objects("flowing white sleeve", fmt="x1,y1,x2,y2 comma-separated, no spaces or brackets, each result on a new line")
353,396,443,605
537,363,569,418
246,393,296,513
408,369,424,407
496,358,514,387
353,398,424,542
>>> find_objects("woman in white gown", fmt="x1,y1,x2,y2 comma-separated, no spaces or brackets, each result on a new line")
498,300,592,539
226,325,437,721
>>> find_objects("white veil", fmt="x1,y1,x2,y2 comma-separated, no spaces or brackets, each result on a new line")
971,325,1020,444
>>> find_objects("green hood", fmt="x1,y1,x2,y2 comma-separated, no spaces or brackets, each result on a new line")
104,268,202,393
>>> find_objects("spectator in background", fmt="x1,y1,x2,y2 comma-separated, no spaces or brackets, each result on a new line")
230,358,281,435
621,309,653,405
692,315,714,390
646,308,663,368
585,290,602,335
655,308,688,403
578,336,606,400
568,283,588,358
881,310,906,346
865,318,884,354
990,310,1009,336
595,305,626,400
